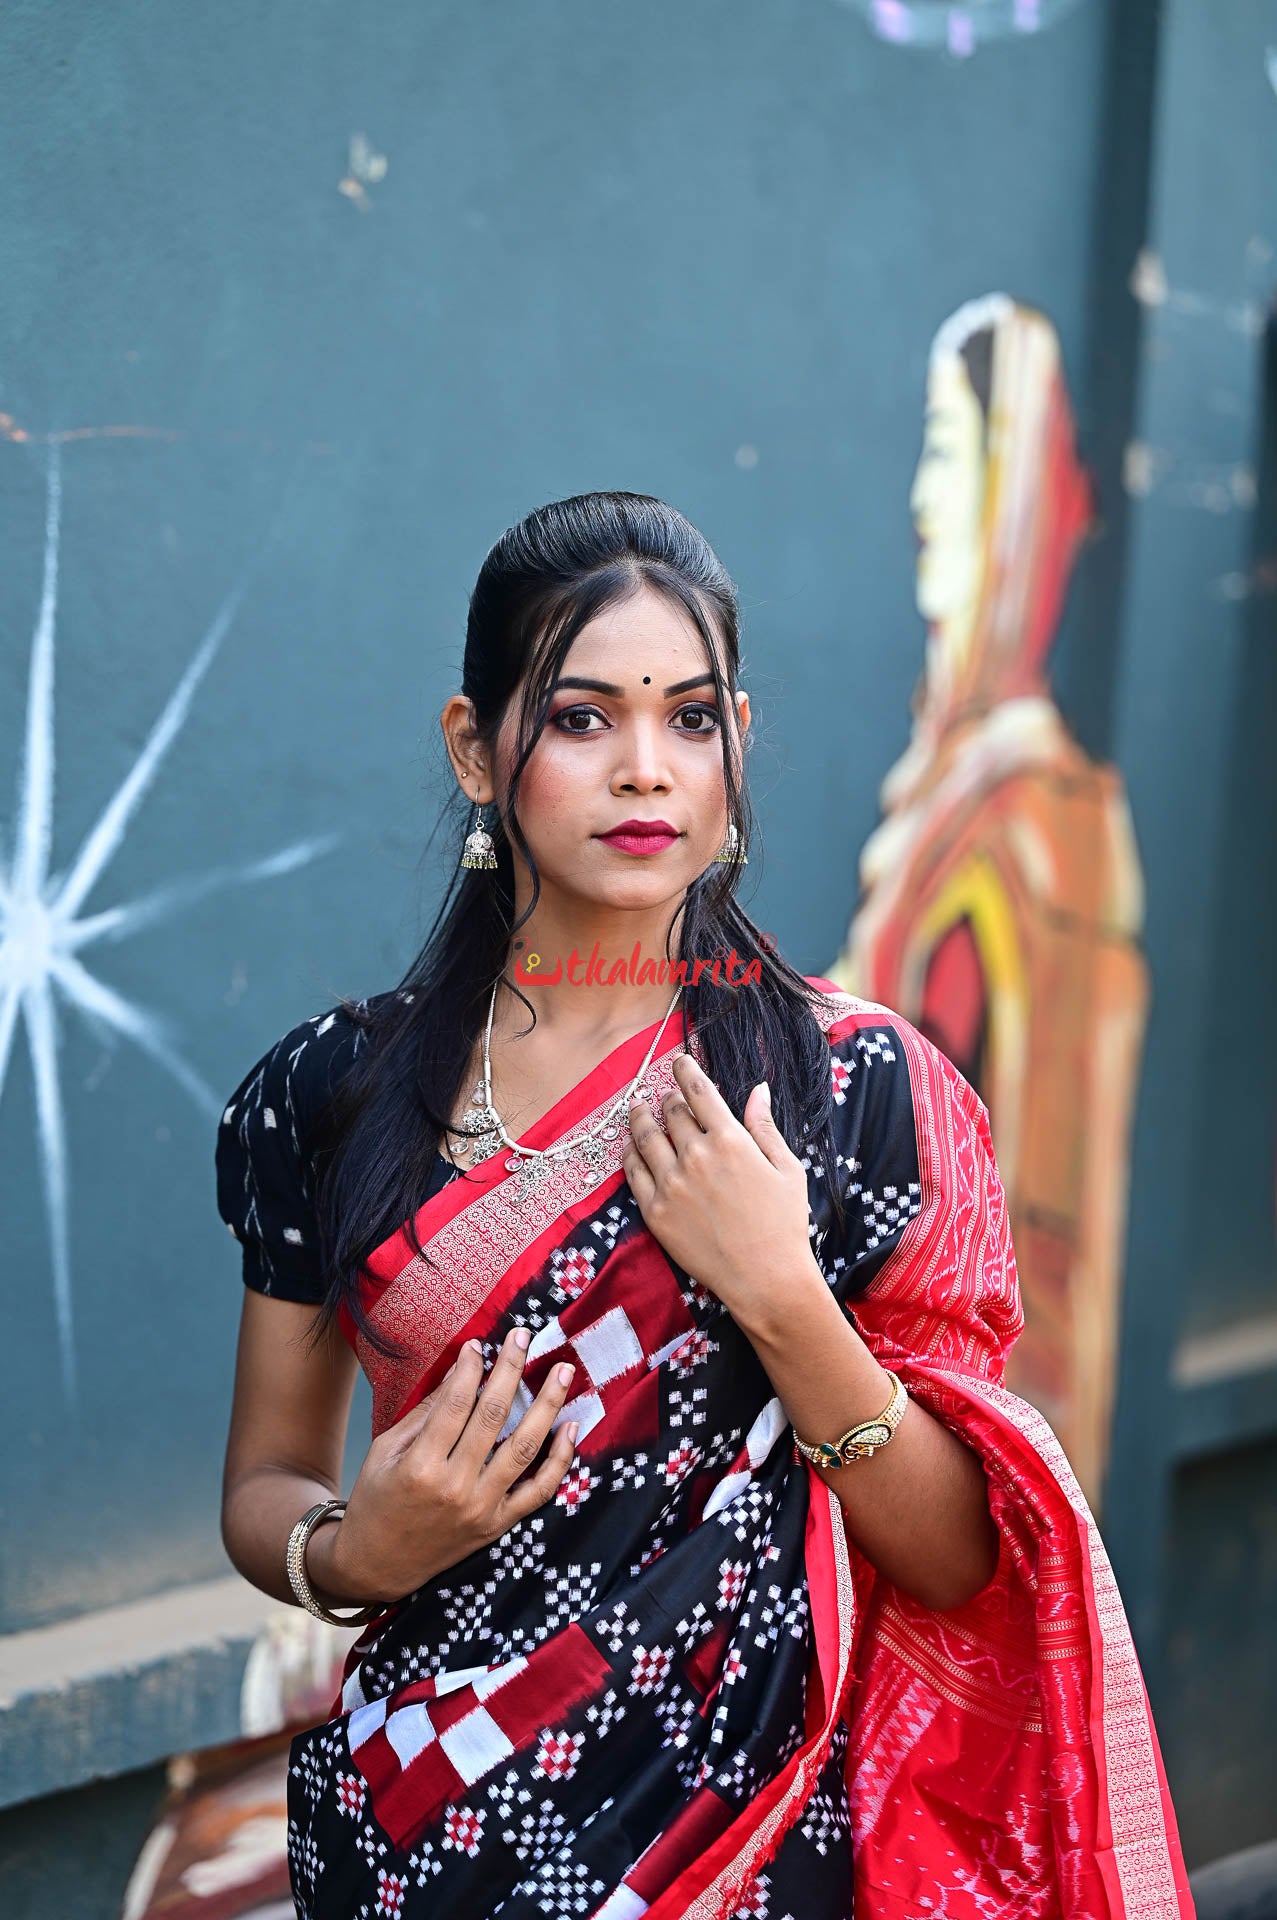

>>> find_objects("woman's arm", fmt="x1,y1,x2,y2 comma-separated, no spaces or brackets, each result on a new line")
222,1293,582,1612
733,1262,999,1611
624,1054,1000,1615
221,1292,372,1608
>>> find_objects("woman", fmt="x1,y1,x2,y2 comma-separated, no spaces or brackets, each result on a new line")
829,294,1148,1511
217,494,1192,1919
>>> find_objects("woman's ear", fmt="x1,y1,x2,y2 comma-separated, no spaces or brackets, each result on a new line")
440,695,490,800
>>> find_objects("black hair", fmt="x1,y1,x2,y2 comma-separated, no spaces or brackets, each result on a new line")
309,490,847,1360
959,327,995,424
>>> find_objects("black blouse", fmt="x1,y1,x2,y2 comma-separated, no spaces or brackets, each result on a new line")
214,990,463,1305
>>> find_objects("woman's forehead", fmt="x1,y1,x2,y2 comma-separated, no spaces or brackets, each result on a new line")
567,586,713,660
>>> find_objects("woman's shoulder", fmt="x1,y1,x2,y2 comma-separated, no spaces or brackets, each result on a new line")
218,986,407,1151
801,974,910,1056
800,975,990,1129
214,986,410,1299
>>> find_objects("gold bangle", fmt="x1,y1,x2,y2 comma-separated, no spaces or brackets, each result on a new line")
793,1369,908,1468
285,1500,385,1627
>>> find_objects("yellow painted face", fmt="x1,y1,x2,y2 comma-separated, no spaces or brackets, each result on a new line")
910,351,987,628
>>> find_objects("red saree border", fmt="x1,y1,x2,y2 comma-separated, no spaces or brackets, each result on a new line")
844,1001,1192,1920
913,1367,1192,1920
365,1002,692,1287
352,981,858,1431
354,1005,706,1428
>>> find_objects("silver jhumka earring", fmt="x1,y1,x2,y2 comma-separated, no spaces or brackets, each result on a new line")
714,819,748,865
460,777,498,870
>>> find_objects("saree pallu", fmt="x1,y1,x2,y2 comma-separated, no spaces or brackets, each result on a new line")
286,982,1194,1920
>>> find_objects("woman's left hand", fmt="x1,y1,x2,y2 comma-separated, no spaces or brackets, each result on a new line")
622,1053,816,1324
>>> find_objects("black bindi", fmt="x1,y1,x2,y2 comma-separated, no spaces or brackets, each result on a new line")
642,675,651,684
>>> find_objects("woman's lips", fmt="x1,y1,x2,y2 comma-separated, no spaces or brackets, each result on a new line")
597,830,681,856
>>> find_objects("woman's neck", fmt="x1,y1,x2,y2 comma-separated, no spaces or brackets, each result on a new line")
500,899,688,1042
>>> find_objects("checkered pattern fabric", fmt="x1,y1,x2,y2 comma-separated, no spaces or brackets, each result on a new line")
280,1013,921,1916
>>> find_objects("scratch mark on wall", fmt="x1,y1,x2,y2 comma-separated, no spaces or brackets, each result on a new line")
1122,441,1161,496
1124,441,1259,510
0,415,185,447
1129,247,1267,337
843,0,1085,54
338,132,388,211
0,412,333,458
1130,248,1168,308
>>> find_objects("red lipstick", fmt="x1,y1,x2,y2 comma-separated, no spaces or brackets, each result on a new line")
596,818,680,856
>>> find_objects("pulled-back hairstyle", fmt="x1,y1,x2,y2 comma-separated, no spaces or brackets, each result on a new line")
311,491,846,1357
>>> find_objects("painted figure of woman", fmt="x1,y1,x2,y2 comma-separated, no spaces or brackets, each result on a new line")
216,494,1188,1916
829,296,1149,1512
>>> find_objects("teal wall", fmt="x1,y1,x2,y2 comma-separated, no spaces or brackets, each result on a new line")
0,0,1274,1910
1101,0,1277,1866
0,0,1109,1636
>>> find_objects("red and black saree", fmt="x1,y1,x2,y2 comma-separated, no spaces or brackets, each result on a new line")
287,981,1194,1920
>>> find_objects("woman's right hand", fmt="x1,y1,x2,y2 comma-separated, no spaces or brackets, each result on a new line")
310,1329,578,1606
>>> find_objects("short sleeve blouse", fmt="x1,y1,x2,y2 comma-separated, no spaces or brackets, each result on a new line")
215,990,461,1305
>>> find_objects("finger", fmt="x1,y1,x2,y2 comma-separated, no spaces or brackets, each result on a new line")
483,1358,577,1493
670,1053,734,1136
659,1085,706,1151
627,1097,676,1174
384,1357,460,1454
622,1140,657,1207
410,1339,485,1459
742,1079,793,1168
450,1325,534,1471
497,1416,581,1528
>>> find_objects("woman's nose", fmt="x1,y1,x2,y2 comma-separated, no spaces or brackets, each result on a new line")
612,720,674,790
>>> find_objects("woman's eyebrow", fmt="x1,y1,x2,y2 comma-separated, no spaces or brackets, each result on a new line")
553,673,717,697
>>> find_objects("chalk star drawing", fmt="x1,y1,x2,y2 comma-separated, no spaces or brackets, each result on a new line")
0,449,339,1402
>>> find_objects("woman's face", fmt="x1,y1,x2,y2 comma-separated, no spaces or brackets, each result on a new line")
910,351,987,628
494,582,750,915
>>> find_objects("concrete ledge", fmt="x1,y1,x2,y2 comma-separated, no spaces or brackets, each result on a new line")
1172,1317,1277,1463
0,1575,355,1809
1189,1839,1277,1920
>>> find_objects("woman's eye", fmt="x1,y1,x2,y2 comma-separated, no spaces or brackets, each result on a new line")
554,706,604,734
552,704,721,736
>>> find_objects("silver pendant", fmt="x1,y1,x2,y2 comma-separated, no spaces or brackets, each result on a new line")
579,1135,608,1174
470,1104,506,1162
448,1088,504,1165
506,1152,549,1204
468,1128,504,1164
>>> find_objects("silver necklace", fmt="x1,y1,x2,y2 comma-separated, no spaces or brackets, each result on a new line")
447,976,685,1204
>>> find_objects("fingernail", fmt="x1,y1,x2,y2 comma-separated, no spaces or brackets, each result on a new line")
754,1080,772,1109
557,1363,575,1387
566,1420,580,1444
467,1339,484,1355
513,1327,531,1350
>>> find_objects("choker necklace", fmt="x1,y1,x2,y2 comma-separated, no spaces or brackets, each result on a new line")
447,975,685,1204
